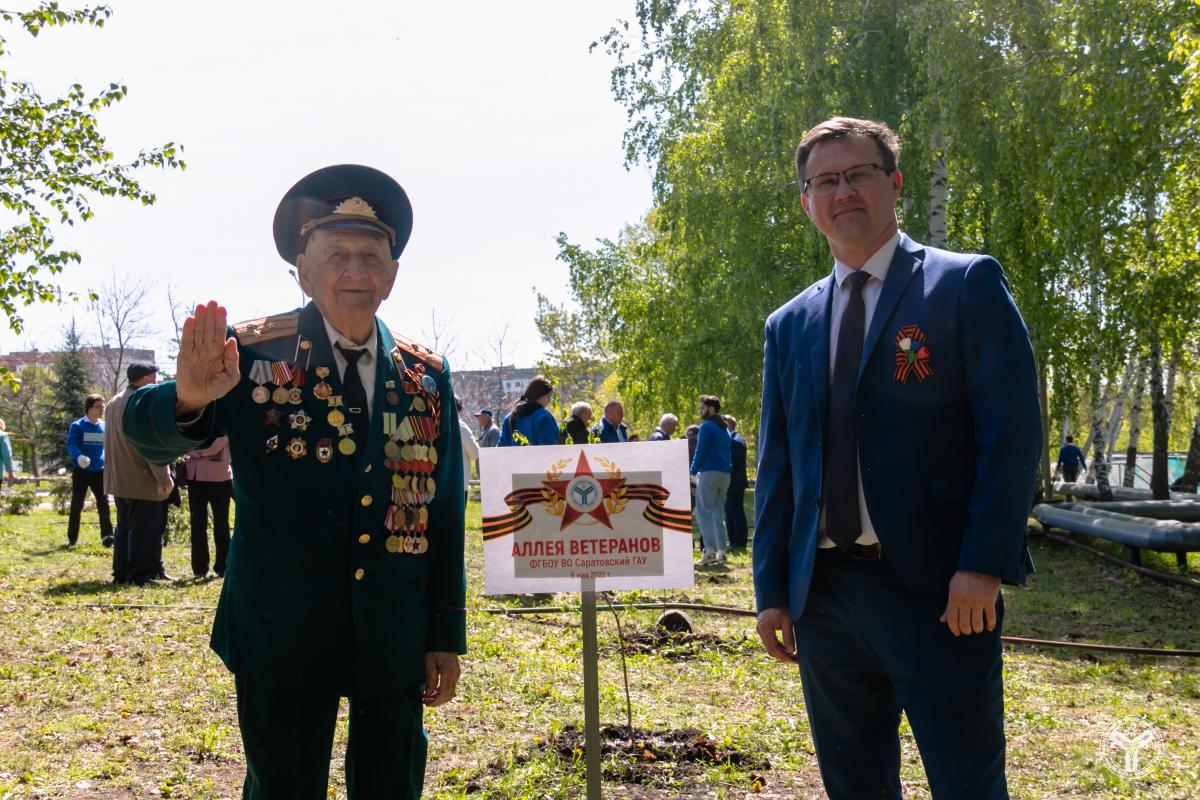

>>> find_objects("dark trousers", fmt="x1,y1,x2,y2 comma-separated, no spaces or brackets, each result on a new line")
113,497,166,584
724,483,748,550
188,480,232,576
235,676,427,799
793,551,1009,800
1061,464,1080,482
67,468,113,544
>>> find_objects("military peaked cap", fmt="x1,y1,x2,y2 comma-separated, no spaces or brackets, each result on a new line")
273,164,414,263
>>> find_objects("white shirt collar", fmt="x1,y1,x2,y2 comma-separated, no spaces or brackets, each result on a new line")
833,230,901,289
322,317,377,360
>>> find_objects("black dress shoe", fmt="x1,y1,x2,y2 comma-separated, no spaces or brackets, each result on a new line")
101,536,114,547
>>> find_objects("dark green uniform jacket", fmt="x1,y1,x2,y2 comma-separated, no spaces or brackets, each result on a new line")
123,302,466,697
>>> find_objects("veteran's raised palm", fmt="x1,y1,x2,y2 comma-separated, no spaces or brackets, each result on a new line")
175,301,241,416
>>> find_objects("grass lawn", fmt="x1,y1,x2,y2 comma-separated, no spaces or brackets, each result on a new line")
0,497,1198,799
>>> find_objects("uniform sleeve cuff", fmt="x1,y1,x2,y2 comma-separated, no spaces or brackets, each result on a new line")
425,608,468,654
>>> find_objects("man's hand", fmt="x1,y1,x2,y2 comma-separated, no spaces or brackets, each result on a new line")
157,477,174,499
422,651,461,707
939,570,1001,636
176,301,240,416
755,606,797,663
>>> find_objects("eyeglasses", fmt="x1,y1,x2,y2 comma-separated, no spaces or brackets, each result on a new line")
802,163,891,197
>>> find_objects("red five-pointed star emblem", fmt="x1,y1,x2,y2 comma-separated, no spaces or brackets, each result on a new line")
543,451,625,530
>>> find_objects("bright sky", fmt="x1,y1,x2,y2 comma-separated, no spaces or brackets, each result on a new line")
0,1,652,372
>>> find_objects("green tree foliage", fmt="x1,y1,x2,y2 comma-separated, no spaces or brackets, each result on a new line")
0,364,56,475
0,3,184,377
551,0,1200,478
44,317,92,466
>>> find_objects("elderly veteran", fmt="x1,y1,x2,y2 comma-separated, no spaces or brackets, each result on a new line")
122,165,466,799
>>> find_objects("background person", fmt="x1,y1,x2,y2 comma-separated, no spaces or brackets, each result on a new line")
474,408,501,448
498,376,559,446
105,363,174,584
457,398,479,501
561,400,592,444
0,419,13,486
593,399,629,442
184,435,232,578
65,394,114,546
1056,435,1086,482
723,415,749,552
691,395,732,565
649,413,678,441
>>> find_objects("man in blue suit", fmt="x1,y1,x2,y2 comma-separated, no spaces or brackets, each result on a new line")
752,117,1041,799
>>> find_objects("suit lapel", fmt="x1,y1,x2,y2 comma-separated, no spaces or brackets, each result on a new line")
808,273,835,430
859,235,924,382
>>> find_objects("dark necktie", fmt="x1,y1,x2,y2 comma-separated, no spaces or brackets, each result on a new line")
824,270,871,550
335,344,369,454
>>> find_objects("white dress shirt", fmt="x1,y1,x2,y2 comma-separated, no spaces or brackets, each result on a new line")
323,317,378,419
817,231,901,549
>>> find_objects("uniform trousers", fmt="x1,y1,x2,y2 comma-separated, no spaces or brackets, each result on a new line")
113,497,166,584
724,482,748,550
187,479,231,577
235,675,427,799
792,549,1009,800
67,467,113,544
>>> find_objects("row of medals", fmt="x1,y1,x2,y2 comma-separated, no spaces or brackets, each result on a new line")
251,357,440,557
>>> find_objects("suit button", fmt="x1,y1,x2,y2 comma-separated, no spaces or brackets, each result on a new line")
361,495,373,507
358,533,371,544
354,568,365,581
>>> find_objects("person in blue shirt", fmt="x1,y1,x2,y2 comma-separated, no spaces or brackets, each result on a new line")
690,395,732,565
498,376,560,446
1056,436,1087,483
592,400,630,443
723,415,750,551
0,419,14,486
66,393,114,546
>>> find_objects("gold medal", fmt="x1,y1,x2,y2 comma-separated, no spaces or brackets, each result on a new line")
288,388,303,404
401,444,415,462
414,537,428,554
384,440,401,459
315,366,330,379
412,396,426,412
271,386,290,405
426,477,436,495
392,473,404,489
252,385,270,404
327,409,345,427
385,535,401,554
429,447,438,465
387,391,400,405
419,506,429,525
286,438,307,460
315,438,333,463
402,536,415,554
339,437,357,456
313,382,332,400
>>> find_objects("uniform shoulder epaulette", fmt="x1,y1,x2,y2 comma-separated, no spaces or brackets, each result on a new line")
389,329,445,373
234,312,301,345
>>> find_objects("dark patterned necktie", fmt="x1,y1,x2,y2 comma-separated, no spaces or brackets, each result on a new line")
824,270,870,550
335,344,369,453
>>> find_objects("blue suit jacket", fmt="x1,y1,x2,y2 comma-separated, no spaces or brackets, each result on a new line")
752,234,1041,620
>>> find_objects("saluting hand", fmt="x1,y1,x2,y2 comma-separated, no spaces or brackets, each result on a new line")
176,301,240,416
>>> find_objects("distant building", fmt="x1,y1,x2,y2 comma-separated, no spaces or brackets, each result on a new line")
454,365,540,421
0,345,157,395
